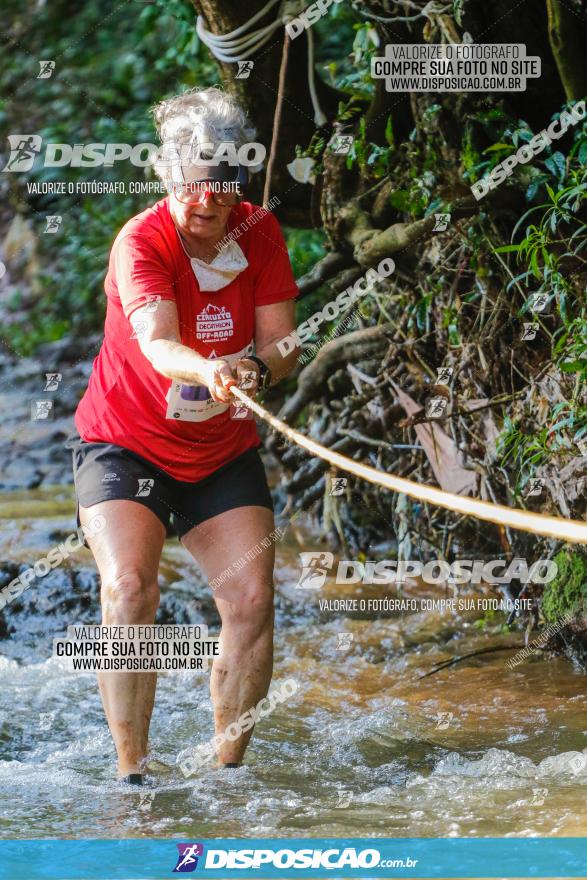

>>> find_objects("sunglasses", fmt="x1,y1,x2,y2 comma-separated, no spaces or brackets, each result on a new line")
171,180,244,207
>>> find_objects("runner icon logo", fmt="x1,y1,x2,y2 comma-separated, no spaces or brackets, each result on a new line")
295,552,334,589
433,213,451,231
44,215,62,233
2,135,43,172
173,843,204,873
426,396,448,418
522,322,539,340
526,477,545,497
436,366,453,384
44,372,62,391
528,292,550,313
31,400,53,420
130,320,148,340
330,477,347,496
236,61,254,78
336,632,353,651
239,370,257,391
436,711,454,730
37,60,55,78
230,403,253,420
330,135,354,154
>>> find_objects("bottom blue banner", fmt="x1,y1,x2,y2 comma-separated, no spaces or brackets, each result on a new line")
0,837,585,879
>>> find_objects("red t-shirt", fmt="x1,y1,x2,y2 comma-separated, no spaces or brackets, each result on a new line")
75,198,298,482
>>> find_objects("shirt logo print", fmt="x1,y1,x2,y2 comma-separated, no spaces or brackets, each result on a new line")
196,304,234,341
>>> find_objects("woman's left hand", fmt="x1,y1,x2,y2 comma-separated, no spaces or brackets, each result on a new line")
235,358,260,398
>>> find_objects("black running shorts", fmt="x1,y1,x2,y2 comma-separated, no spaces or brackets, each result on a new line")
67,434,273,539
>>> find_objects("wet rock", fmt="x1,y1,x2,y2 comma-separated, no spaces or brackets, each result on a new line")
1,214,39,284
0,564,96,644
157,591,218,629
0,459,44,490
0,560,221,643
0,335,99,489
35,333,101,366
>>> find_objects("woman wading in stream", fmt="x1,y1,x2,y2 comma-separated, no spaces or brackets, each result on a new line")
67,87,299,783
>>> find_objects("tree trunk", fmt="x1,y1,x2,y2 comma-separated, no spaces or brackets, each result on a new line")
546,0,587,101
191,0,342,224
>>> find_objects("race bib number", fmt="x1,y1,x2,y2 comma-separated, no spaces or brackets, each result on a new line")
165,343,253,423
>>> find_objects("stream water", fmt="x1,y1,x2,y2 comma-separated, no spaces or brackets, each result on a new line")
0,484,586,841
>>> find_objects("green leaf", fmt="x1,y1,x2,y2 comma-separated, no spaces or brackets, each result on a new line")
526,181,540,200
389,189,410,211
561,360,587,373
484,143,512,153
493,244,522,253
544,152,566,180
385,115,395,148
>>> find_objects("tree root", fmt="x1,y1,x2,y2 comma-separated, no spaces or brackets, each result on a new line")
278,322,393,423
296,252,354,298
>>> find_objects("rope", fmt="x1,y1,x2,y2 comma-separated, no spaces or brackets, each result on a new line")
195,2,326,126
195,0,282,57
229,386,587,545
305,27,326,127
263,29,291,205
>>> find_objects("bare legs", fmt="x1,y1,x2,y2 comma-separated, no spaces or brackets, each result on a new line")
181,505,275,764
81,500,275,772
80,501,165,776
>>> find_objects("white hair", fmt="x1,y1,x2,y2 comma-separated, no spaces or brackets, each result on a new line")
151,87,256,180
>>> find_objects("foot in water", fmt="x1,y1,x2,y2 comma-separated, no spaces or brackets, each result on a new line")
119,773,144,785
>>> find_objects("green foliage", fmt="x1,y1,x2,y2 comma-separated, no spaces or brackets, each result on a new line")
441,305,462,347
283,227,328,279
1,0,215,353
497,418,555,491
345,115,396,178
473,607,512,634
496,402,587,495
332,23,379,98
494,166,587,380
541,550,587,623
465,101,587,202
484,117,587,490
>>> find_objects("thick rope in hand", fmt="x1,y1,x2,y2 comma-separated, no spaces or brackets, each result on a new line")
230,386,587,544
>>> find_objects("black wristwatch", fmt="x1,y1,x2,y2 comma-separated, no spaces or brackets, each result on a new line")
246,355,272,389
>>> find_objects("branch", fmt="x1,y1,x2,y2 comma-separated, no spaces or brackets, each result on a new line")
278,322,393,423
339,195,481,268
296,252,353,298
419,644,524,678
